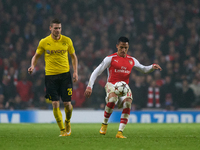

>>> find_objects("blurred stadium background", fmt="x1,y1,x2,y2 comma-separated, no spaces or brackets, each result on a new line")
0,0,200,123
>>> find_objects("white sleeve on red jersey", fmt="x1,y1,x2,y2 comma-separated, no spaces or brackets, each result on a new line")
87,56,112,89
132,57,154,73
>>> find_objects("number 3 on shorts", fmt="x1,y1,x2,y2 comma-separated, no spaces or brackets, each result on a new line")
67,88,72,95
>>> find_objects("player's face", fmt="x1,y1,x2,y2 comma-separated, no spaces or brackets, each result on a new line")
50,23,61,39
116,42,129,58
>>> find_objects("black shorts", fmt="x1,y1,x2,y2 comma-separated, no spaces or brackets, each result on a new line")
45,72,73,102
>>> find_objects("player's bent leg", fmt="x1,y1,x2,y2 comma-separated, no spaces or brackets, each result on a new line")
116,98,131,138
100,94,118,135
104,93,118,124
52,101,66,136
64,102,73,136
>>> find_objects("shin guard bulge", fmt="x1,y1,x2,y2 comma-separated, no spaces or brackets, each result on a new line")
53,108,65,131
65,105,73,122
103,97,118,124
119,101,131,131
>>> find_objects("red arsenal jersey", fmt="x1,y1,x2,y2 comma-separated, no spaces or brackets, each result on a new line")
87,52,153,89
107,53,134,84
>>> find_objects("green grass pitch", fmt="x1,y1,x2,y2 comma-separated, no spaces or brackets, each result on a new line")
0,123,200,150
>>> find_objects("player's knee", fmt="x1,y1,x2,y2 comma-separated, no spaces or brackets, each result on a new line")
124,98,132,103
52,101,59,108
109,96,118,103
108,92,117,99
63,102,72,108
123,100,131,109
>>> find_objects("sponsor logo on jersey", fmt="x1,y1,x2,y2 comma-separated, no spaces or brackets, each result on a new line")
121,66,127,70
114,66,130,74
47,50,67,54
46,50,50,54
47,43,51,46
114,69,130,74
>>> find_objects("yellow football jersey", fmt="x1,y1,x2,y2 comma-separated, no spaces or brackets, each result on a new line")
36,34,75,75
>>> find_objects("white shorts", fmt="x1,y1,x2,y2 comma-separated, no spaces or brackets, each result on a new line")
105,82,133,108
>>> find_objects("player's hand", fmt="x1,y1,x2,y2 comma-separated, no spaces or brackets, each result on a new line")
73,72,78,83
28,66,34,74
153,64,162,71
84,87,92,98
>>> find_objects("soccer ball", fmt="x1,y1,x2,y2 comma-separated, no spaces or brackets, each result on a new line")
114,81,129,97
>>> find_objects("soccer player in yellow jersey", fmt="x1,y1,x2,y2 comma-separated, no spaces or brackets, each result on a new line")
28,18,78,136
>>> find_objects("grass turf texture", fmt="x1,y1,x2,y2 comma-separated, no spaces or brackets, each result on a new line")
0,123,199,150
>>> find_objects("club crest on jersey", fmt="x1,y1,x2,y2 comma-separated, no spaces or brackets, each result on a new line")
62,42,67,45
129,60,133,65
46,50,50,54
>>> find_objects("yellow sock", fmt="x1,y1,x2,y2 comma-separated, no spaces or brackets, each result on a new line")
53,108,65,131
65,105,73,122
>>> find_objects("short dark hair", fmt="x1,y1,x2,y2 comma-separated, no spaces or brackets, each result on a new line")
117,36,129,44
50,18,61,26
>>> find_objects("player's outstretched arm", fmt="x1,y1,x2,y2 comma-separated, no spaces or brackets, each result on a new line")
84,87,92,98
152,64,162,71
84,56,111,98
28,53,41,74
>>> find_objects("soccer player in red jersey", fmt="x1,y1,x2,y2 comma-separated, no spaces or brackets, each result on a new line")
84,37,162,138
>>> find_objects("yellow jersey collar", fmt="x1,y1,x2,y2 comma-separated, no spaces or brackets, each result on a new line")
50,34,62,42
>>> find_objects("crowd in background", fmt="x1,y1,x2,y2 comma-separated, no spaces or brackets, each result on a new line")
0,0,200,110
